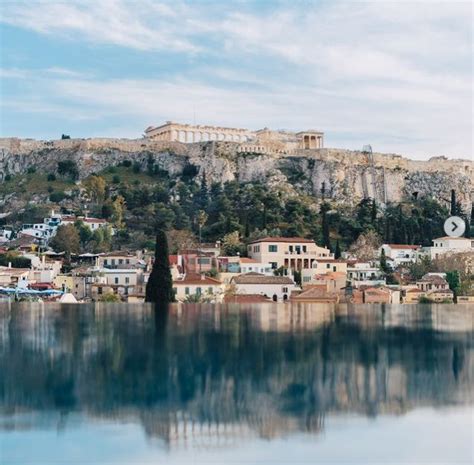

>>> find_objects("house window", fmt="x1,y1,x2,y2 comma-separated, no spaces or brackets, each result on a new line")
125,277,130,284
302,246,307,253
98,287,103,295
289,246,293,253
114,277,119,284
208,287,213,294
283,287,288,293
126,259,130,264
111,259,116,266
326,264,330,269
333,266,337,272
119,259,123,265
269,245,278,252
270,262,278,269
196,287,202,295
104,259,108,266
185,287,190,295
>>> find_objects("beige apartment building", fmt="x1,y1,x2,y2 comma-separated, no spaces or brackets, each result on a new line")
247,237,333,270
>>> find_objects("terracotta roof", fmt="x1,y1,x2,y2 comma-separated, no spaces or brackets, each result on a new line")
417,275,448,285
433,237,472,241
239,257,258,263
173,273,222,285
224,294,273,303
233,273,294,285
315,259,346,263
385,244,420,249
314,271,347,279
101,251,135,257
291,287,338,301
248,237,315,244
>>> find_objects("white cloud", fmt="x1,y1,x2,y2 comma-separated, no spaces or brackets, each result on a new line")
0,1,471,158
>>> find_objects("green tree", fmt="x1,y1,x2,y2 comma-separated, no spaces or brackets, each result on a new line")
50,224,80,260
379,248,389,274
145,229,174,303
334,240,341,259
446,270,460,296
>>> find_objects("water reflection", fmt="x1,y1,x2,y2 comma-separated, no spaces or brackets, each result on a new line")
0,303,472,450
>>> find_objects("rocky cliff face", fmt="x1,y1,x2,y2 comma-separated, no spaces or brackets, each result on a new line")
0,137,472,209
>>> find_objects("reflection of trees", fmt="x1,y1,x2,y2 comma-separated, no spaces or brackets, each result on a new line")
0,303,472,446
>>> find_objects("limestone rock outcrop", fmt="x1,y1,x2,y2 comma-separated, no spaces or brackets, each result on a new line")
0,137,472,209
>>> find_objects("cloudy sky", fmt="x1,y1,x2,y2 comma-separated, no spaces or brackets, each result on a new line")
0,0,472,159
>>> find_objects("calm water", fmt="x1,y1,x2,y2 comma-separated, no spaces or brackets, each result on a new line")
0,303,472,464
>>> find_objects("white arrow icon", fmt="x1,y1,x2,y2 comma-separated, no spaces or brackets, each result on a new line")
443,216,466,238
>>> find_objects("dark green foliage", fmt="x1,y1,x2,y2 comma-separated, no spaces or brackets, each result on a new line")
27,167,36,174
121,160,132,167
132,162,141,173
47,173,56,181
293,270,302,287
4,174,11,181
57,160,79,180
49,191,67,203
0,254,31,268
61,134,71,139
446,271,460,296
112,175,121,184
145,229,174,303
334,240,341,259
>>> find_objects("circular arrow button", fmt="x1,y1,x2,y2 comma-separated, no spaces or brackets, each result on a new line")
443,216,466,238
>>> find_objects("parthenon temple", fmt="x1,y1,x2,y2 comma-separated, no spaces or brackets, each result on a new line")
144,121,324,152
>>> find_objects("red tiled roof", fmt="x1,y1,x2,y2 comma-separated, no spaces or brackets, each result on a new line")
386,244,420,249
239,257,258,263
224,294,273,303
248,237,315,244
173,273,222,285
233,273,294,285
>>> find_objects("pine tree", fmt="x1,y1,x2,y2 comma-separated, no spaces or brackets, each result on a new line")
145,229,174,303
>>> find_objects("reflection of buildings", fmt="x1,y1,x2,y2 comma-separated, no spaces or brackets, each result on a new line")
0,303,472,451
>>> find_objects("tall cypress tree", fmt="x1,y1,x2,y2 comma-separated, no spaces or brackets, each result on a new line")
334,240,341,259
145,229,174,303
450,190,457,216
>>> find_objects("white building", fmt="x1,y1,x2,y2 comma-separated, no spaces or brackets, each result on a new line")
231,273,297,302
173,274,224,302
347,261,385,287
423,236,474,260
0,229,13,243
247,237,333,270
239,258,274,275
380,244,420,268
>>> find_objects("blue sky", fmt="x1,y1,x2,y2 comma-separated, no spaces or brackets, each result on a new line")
0,0,472,159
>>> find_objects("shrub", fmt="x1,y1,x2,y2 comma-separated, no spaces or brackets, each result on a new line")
121,159,132,167
49,191,67,202
4,174,11,182
27,166,36,174
47,186,54,193
47,173,56,182
57,160,79,180
112,175,121,184
132,162,141,173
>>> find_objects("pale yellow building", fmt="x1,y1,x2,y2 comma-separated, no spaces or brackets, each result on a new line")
247,237,332,271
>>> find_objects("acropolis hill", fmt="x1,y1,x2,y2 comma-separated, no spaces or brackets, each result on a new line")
0,121,472,209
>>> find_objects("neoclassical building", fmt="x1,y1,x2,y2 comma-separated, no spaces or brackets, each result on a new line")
144,121,324,152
